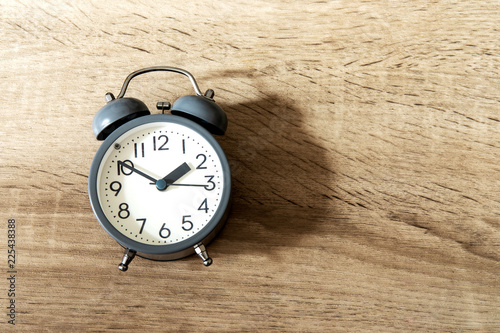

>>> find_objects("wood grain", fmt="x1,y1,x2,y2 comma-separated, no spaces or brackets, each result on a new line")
1,0,499,331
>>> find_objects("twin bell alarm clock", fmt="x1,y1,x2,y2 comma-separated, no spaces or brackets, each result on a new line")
88,66,231,271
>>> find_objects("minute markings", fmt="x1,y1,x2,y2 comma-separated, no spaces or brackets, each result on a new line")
97,123,225,247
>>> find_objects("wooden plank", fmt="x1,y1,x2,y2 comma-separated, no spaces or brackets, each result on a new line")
0,0,499,331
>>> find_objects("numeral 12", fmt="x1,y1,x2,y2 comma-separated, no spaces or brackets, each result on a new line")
153,135,169,151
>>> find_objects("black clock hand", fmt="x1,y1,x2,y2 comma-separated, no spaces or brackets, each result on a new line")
164,183,206,187
118,161,157,183
162,162,191,182
165,174,216,190
155,162,191,191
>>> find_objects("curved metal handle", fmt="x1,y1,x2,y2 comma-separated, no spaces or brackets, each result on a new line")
116,66,203,99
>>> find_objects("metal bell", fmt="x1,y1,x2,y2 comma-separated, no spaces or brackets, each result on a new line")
92,93,150,140
171,93,227,135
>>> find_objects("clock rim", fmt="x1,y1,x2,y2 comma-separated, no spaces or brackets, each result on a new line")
88,114,232,258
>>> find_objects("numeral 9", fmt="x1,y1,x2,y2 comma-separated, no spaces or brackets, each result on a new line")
110,181,122,196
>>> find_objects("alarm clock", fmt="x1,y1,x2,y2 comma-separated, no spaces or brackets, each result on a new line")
88,67,231,271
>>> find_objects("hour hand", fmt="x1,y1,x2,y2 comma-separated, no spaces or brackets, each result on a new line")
155,162,191,191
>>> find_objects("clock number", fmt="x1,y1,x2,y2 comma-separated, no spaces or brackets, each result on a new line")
134,142,145,158
182,215,193,231
109,181,122,196
118,160,134,176
182,139,186,154
196,154,207,169
204,176,215,191
137,218,146,234
198,198,209,213
153,135,169,151
159,223,171,238
118,203,130,219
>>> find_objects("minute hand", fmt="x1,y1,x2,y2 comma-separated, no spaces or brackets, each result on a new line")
118,161,157,183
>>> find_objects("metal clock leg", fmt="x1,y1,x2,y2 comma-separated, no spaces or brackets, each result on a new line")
118,248,137,271
194,243,212,266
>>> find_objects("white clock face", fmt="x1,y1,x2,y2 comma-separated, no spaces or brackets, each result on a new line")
95,120,226,245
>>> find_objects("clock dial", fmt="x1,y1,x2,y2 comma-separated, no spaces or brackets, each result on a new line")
95,120,225,245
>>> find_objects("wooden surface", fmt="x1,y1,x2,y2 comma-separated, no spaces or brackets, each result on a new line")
1,0,499,331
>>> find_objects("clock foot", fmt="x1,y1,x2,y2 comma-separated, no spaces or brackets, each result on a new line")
118,248,136,272
194,243,212,266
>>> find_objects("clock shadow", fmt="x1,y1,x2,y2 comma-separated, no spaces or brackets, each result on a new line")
212,90,339,259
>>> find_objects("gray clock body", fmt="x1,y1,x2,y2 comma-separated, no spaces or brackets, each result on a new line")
89,114,231,266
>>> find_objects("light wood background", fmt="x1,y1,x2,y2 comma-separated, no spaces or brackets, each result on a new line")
1,0,499,332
